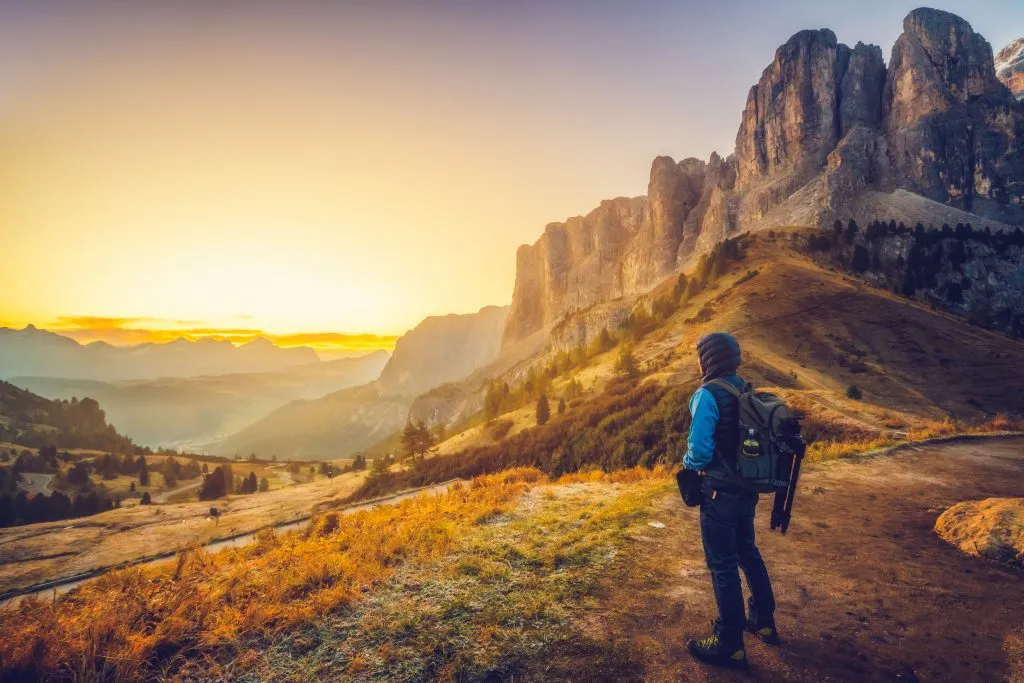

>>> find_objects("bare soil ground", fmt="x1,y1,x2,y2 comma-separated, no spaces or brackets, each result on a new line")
558,437,1024,682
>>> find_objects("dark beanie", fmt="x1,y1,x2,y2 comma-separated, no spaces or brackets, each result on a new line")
697,332,741,381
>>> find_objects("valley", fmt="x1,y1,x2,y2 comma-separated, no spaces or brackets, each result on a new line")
7,351,389,449
0,467,369,597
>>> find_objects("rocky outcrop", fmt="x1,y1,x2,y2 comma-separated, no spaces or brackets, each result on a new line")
503,8,1024,349
503,156,739,345
735,29,847,190
996,39,1024,100
883,9,1023,210
503,197,646,344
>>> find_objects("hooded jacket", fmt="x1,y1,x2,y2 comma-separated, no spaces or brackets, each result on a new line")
683,332,747,492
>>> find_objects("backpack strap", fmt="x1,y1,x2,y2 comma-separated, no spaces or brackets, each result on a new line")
705,378,749,398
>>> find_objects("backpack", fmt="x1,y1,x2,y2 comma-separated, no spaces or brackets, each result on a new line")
706,379,798,494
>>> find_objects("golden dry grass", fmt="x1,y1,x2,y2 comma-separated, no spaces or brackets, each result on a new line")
934,496,1024,566
805,415,1024,463
0,470,368,597
0,467,667,681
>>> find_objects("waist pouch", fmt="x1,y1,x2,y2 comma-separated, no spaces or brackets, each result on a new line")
675,468,704,507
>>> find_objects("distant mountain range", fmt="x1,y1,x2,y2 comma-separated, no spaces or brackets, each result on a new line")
206,306,510,459
10,352,389,449
0,326,320,381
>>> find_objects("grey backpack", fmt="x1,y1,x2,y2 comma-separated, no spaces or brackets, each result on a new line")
708,379,796,493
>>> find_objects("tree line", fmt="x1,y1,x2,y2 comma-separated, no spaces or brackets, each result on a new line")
806,219,1024,337
0,382,139,453
348,375,695,502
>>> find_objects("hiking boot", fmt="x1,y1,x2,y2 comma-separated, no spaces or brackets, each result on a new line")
687,623,748,669
745,616,781,645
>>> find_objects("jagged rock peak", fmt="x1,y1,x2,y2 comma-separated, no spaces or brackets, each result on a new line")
734,27,885,192
889,8,1000,117
996,38,1024,100
883,8,1023,209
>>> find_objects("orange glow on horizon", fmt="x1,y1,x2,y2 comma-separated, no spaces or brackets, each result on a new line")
0,317,397,355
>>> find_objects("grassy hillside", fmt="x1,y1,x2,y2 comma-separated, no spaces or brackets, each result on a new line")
339,232,1024,503
206,382,412,461
0,381,136,453
6,439,1024,681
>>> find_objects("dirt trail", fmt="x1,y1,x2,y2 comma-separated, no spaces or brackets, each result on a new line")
16,473,53,496
152,480,203,504
568,437,1024,682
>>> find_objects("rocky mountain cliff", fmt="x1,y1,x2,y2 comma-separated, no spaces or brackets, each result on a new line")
504,8,1024,347
997,38,1024,100
377,306,508,397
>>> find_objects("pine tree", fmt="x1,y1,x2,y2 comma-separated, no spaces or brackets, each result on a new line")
851,245,870,273
259,476,270,492
558,397,566,415
401,419,435,463
536,394,550,426
138,459,150,487
615,344,639,378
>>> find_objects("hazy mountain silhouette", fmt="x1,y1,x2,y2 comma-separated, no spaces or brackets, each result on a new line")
0,326,320,381
10,352,388,449
209,307,509,459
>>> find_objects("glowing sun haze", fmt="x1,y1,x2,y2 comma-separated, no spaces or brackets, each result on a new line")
0,0,1016,351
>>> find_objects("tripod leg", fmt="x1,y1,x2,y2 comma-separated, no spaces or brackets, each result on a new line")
780,450,804,534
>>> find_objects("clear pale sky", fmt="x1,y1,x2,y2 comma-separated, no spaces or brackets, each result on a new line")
0,1,1017,348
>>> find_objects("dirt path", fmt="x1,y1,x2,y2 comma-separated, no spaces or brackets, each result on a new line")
153,480,203,504
567,437,1024,682
17,473,53,496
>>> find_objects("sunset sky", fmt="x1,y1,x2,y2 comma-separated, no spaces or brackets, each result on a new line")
0,0,1017,351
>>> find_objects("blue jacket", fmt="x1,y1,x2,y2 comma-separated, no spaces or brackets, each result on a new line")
683,374,744,471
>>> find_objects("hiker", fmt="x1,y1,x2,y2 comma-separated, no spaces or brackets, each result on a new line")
683,332,779,669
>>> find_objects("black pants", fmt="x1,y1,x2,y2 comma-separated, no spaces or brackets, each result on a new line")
699,483,776,645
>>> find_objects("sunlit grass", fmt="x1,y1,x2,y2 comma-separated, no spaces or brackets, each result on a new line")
0,466,668,681
806,415,1024,463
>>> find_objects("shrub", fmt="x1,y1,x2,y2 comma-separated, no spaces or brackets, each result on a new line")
846,384,863,400
486,419,513,441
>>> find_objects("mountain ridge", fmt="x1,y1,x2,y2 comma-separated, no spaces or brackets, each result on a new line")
502,8,1024,349
0,326,322,381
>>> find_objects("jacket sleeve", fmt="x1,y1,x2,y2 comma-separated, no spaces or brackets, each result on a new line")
683,387,719,471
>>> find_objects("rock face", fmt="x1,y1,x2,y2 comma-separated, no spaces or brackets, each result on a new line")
996,38,1024,100
884,9,1023,210
502,8,1024,348
377,305,509,397
734,29,846,190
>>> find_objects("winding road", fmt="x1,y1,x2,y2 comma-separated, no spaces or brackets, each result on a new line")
152,480,204,504
17,473,53,497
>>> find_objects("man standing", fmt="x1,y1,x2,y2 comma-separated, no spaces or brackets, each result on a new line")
683,332,779,668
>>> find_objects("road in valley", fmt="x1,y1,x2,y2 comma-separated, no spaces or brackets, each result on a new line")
17,473,53,496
